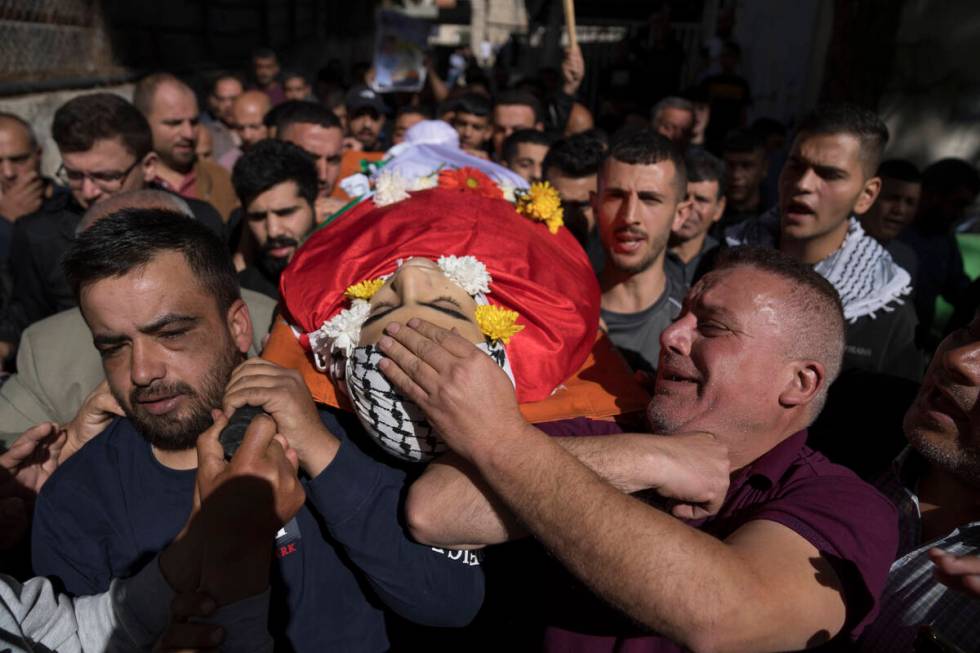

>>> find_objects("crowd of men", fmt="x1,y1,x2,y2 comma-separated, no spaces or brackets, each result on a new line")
0,31,978,653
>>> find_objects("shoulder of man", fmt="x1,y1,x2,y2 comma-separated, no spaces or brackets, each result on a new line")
0,307,102,435
744,447,899,639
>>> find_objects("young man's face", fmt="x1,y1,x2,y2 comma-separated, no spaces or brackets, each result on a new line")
547,167,597,241
245,180,315,275
673,179,725,243
147,83,199,173
81,250,250,451
60,137,146,209
778,132,880,242
723,148,767,206
506,142,549,184
492,104,537,158
279,122,344,198
392,111,426,145
348,108,384,150
653,107,694,146
283,76,311,101
208,77,242,125
359,258,484,346
862,176,921,242
594,157,685,275
453,111,491,150
253,56,280,87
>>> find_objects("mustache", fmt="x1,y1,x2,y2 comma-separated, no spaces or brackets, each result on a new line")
615,226,648,238
131,380,194,404
262,235,299,253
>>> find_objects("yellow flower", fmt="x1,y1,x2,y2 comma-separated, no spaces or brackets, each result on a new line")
344,278,385,300
475,305,525,344
516,181,564,234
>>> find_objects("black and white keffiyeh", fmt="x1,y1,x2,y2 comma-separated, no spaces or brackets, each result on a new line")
726,208,911,322
345,341,515,463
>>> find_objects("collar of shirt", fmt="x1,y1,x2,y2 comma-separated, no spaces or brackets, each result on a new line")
687,429,809,531
153,166,197,198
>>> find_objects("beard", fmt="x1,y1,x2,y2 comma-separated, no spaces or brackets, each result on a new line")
116,342,244,451
908,429,980,490
610,227,670,275
258,235,299,279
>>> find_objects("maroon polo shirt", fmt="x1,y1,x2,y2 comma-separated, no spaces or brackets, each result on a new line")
541,430,899,653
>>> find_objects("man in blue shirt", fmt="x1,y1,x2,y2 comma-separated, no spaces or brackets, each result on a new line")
31,209,483,651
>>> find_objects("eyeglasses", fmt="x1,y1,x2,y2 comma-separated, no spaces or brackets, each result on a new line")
56,158,140,190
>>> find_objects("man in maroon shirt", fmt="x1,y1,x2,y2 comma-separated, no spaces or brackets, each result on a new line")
381,246,898,652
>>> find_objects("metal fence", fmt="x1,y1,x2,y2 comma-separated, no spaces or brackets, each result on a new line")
0,0,118,86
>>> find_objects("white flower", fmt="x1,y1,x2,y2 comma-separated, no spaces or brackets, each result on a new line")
499,182,517,203
311,299,372,358
373,169,410,207
437,255,492,295
410,173,439,191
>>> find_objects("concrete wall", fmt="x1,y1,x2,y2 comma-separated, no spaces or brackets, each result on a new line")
0,83,134,178
878,0,980,167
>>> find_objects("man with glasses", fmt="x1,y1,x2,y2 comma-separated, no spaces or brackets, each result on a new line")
0,93,225,365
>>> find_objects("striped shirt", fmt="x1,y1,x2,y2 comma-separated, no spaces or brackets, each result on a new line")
859,448,980,652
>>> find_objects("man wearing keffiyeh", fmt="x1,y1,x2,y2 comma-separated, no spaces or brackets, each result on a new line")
727,103,923,381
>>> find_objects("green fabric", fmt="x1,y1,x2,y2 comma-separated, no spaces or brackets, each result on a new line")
933,232,980,333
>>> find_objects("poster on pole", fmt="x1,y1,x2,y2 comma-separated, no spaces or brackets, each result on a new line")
370,10,432,94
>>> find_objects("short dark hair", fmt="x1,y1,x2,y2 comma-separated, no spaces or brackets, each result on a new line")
396,104,433,120
252,46,277,61
502,129,556,165
494,89,542,124
685,149,727,199
921,158,980,196
52,93,152,159
232,139,318,209
795,103,889,175
605,127,687,201
722,128,765,156
210,71,244,94
713,245,845,413
750,117,787,140
877,159,921,184
64,209,240,313
543,130,606,179
282,69,307,84
453,92,492,118
270,100,342,135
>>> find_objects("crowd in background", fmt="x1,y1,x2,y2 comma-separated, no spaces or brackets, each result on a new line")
0,10,978,653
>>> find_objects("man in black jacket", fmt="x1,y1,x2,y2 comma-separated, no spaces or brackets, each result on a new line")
0,93,226,366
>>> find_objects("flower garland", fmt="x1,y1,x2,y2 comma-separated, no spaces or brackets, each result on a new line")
437,167,503,200
515,182,564,234
310,255,524,358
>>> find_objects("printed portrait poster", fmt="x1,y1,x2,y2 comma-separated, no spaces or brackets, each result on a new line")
370,10,432,94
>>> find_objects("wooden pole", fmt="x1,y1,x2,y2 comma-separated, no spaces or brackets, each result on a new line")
562,0,577,51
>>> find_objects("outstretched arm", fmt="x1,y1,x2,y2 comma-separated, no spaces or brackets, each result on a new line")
406,432,730,549
378,319,853,653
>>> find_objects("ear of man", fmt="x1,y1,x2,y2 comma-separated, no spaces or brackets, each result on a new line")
777,360,825,409
226,298,254,354
852,175,882,215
